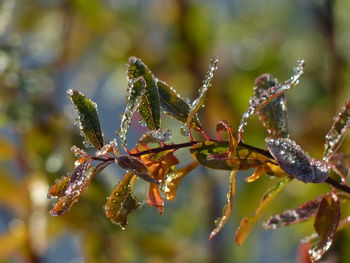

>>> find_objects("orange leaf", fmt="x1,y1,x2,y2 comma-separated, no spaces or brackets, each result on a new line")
148,183,164,214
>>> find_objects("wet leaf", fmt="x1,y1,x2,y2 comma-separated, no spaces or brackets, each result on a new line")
190,141,272,171
186,58,218,129
238,60,304,141
117,77,146,147
263,196,322,230
329,153,350,183
138,129,172,146
104,172,139,228
95,139,119,156
235,177,292,245
116,155,158,184
209,170,236,240
324,100,350,161
68,89,104,149
128,56,160,130
157,80,202,130
163,161,199,201
266,137,329,183
148,183,164,214
309,192,340,262
254,74,289,138
47,175,71,198
216,120,238,156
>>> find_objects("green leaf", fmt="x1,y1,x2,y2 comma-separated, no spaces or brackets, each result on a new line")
186,58,218,129
68,89,104,149
309,192,340,262
209,170,236,239
190,141,272,171
324,100,350,161
127,57,161,130
254,74,289,138
118,77,146,147
104,172,139,228
238,60,304,141
157,80,202,130
235,177,292,245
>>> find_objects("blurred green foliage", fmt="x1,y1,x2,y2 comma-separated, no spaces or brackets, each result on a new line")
1,0,350,262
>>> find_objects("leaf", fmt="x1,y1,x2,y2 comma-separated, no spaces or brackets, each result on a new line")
266,137,329,183
263,196,322,230
117,77,146,147
148,183,164,214
127,57,161,130
238,60,304,141
254,74,289,138
116,155,158,184
309,192,340,262
163,161,199,201
68,89,104,149
186,58,218,129
47,175,71,198
209,170,236,240
157,80,202,130
216,120,238,156
190,141,272,171
104,172,139,228
138,128,172,146
235,177,292,245
329,153,350,183
324,100,350,161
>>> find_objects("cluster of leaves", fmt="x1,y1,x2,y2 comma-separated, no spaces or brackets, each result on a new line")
48,57,350,262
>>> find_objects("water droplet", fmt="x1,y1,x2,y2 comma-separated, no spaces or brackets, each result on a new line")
180,125,190,136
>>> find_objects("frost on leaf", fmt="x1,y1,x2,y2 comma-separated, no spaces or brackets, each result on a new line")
162,161,198,201
157,80,202,130
49,160,93,216
115,155,158,184
104,172,139,228
186,58,218,130
68,89,104,149
138,129,172,146
266,138,329,183
254,74,289,138
309,192,340,263
117,77,146,147
127,56,161,131
238,60,304,141
235,177,292,245
263,196,322,230
324,100,350,161
209,170,236,240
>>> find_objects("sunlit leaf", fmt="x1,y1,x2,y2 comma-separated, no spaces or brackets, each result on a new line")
117,77,146,147
138,128,172,146
116,155,158,184
148,183,164,214
263,196,322,230
309,192,340,262
95,139,119,156
163,161,199,201
238,60,304,141
209,170,236,240
254,74,289,138
186,58,218,129
235,177,292,245
157,80,202,130
68,89,104,149
47,175,71,198
104,172,139,228
266,137,329,183
127,56,160,130
324,100,350,161
216,120,238,156
190,141,272,171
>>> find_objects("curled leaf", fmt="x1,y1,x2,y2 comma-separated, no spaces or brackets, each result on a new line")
254,74,289,138
148,183,164,214
209,170,236,240
104,172,139,228
324,100,350,161
216,120,238,156
163,161,199,201
238,60,304,141
47,176,70,198
266,137,329,183
138,129,172,146
309,192,340,262
68,89,104,149
128,57,161,130
116,155,158,184
235,177,292,245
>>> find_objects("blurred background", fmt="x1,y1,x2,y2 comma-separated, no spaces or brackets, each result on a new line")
0,0,350,262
